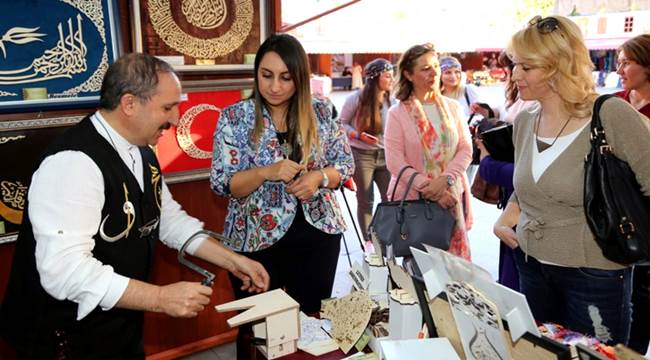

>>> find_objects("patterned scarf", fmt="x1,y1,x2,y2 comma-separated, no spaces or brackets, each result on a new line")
401,94,471,260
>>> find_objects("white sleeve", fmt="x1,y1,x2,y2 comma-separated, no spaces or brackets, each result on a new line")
30,151,130,320
158,179,205,254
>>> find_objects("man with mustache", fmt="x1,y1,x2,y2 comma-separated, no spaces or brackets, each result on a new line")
0,53,269,359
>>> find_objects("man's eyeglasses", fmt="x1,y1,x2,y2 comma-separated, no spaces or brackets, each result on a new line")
528,15,559,34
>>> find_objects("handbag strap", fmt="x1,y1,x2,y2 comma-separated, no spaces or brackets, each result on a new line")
399,172,422,207
589,94,615,148
390,165,415,201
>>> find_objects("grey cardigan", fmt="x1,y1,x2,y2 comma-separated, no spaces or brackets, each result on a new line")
511,96,650,270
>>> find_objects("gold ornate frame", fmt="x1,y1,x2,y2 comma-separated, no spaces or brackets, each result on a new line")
131,0,267,72
0,115,84,244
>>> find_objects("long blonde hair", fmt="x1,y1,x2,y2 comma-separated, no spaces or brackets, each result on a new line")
507,15,598,118
252,34,318,164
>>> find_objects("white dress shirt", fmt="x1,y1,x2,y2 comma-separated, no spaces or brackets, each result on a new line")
29,111,205,320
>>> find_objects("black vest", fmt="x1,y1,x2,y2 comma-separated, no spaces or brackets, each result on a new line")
0,116,162,359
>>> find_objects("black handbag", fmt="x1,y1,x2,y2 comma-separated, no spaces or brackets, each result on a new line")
584,94,650,264
369,166,456,257
480,123,514,163
468,104,506,164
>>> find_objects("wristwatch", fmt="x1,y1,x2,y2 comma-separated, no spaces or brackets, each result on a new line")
446,175,455,187
319,169,329,188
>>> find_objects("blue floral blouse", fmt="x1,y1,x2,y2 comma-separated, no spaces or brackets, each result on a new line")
210,98,354,252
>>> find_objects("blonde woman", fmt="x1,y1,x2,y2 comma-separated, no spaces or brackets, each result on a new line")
494,16,650,344
210,34,354,359
384,43,473,261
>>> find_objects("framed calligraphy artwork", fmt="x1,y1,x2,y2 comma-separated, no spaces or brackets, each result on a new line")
0,0,121,113
158,78,253,184
0,115,83,244
132,0,267,72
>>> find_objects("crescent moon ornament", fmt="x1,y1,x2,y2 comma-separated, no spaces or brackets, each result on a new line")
176,103,221,159
99,184,136,242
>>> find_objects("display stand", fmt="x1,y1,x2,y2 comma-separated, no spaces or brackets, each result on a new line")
411,245,571,360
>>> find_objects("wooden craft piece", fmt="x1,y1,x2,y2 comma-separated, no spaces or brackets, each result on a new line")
215,289,300,359
320,290,374,354
386,258,417,302
614,344,647,360
369,228,384,260
445,281,511,360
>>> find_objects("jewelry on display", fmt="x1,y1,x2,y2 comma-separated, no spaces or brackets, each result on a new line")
535,111,573,152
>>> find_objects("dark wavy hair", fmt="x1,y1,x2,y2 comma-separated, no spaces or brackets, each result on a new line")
395,43,437,101
498,51,518,109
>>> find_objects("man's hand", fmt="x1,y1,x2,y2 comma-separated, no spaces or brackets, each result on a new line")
286,170,321,201
156,282,212,317
231,255,270,293
262,160,304,183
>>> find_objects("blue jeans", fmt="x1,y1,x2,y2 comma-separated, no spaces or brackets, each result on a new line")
513,247,632,345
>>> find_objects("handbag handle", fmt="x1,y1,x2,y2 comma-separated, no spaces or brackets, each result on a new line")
396,171,434,231
589,94,614,148
390,165,415,202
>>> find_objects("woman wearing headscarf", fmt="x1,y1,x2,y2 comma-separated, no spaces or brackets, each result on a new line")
340,58,396,243
384,43,473,261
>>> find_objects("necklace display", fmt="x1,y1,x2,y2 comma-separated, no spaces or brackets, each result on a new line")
535,111,573,152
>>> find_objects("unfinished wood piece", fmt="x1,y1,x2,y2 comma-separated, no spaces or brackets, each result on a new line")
387,258,417,302
215,289,300,359
320,290,374,354
369,228,384,260
615,344,646,360
215,288,298,327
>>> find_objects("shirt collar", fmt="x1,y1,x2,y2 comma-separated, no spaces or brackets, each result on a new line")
93,111,136,151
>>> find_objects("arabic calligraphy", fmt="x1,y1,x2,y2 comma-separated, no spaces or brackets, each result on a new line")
0,181,27,210
0,15,87,85
176,103,219,159
0,90,17,96
182,0,227,29
147,0,253,59
0,135,26,144
0,26,46,59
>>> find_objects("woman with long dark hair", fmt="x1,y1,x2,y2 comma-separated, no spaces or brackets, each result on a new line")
340,58,395,243
210,34,354,359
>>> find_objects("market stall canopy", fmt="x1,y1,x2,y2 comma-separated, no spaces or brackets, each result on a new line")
283,2,650,53
282,0,519,54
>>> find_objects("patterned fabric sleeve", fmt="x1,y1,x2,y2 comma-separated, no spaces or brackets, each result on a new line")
315,100,354,187
210,105,249,197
